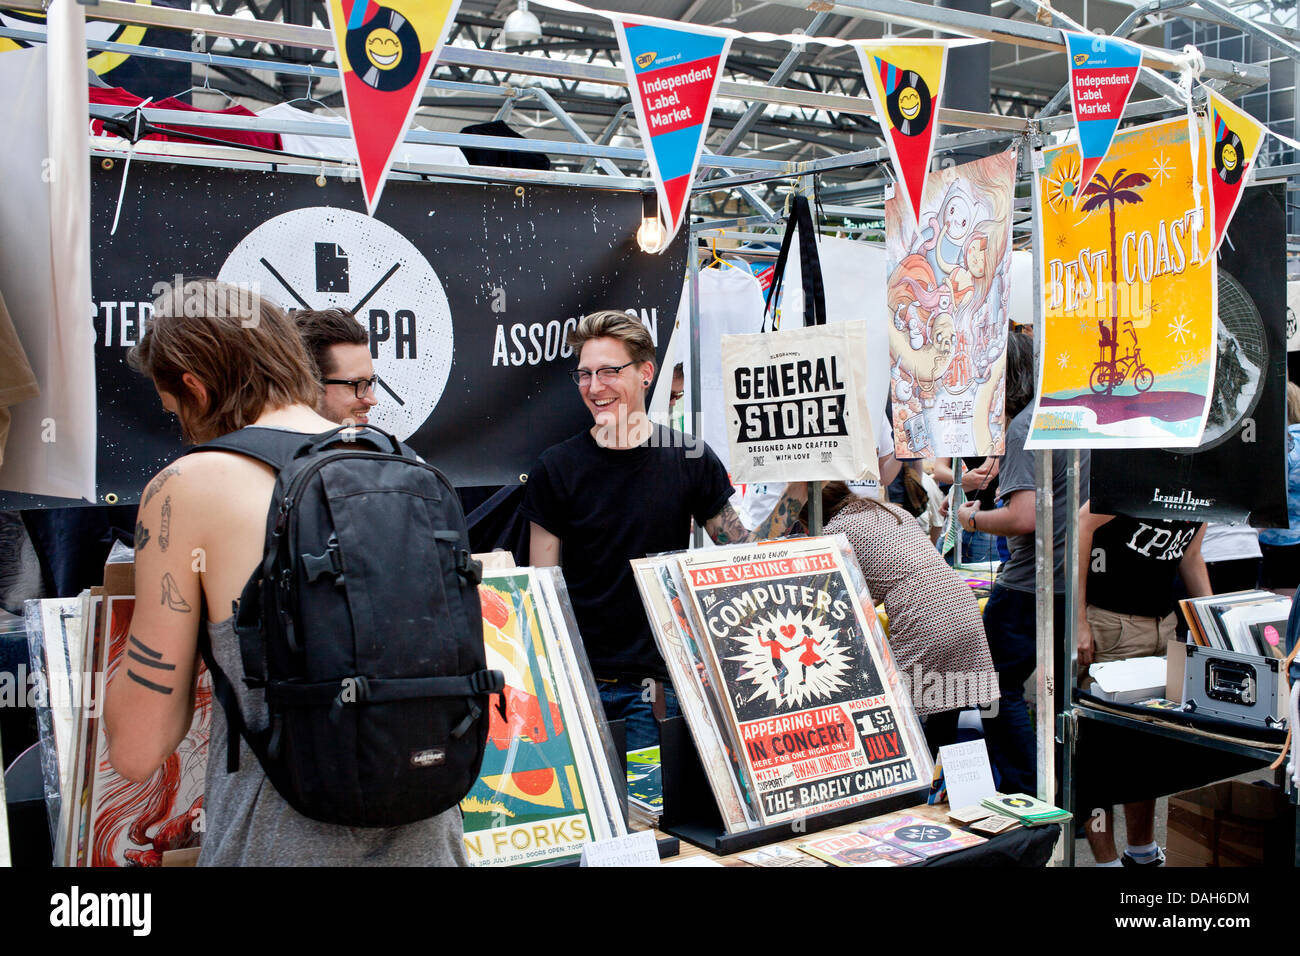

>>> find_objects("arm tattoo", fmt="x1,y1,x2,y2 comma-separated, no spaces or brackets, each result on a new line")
706,505,748,545
128,635,175,673
134,521,151,551
129,635,164,658
127,670,174,695
751,489,805,541
159,496,172,552
142,465,181,508
160,572,193,613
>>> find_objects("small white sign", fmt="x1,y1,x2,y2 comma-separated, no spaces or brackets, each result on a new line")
938,739,997,811
579,830,660,868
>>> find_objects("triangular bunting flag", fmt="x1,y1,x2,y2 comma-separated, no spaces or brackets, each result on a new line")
325,0,460,215
613,19,731,251
1204,88,1265,255
1065,32,1141,203
854,42,948,226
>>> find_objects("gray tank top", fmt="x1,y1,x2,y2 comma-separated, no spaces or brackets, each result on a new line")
197,614,467,866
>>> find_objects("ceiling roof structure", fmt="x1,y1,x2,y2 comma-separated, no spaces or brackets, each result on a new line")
1,0,1289,224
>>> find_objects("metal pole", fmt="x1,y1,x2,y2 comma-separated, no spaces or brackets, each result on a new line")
953,457,965,562
1029,144,1059,861
520,86,624,178
1061,449,1080,867
690,222,705,550
0,0,1264,103
755,0,1260,84
1007,0,1188,107
706,12,831,165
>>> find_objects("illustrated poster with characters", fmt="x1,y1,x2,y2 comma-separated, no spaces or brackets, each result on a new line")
1026,117,1217,449
886,151,1016,459
678,537,931,826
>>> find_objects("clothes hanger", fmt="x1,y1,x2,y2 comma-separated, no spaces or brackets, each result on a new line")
284,74,346,120
169,59,239,109
704,232,730,269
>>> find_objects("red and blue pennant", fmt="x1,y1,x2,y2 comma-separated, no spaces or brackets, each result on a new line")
1066,32,1141,203
613,20,732,251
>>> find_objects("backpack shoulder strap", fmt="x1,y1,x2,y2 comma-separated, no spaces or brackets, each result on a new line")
183,427,318,472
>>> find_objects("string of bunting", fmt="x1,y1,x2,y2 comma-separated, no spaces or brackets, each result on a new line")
315,0,1283,250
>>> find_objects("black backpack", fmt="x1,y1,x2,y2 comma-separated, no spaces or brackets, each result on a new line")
187,425,503,828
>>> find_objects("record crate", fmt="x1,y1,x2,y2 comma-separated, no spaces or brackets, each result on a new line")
656,715,930,855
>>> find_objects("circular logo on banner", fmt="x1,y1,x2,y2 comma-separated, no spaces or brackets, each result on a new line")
1215,128,1245,185
218,207,453,441
346,7,422,92
886,72,932,137
0,5,149,75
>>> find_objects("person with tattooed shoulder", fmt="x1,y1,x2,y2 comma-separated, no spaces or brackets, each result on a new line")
521,310,808,749
103,279,467,866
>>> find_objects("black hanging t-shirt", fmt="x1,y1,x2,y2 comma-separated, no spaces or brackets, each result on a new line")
519,425,734,680
1087,513,1203,618
961,456,1000,509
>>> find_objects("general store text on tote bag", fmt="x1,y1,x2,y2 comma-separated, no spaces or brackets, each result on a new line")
721,196,876,484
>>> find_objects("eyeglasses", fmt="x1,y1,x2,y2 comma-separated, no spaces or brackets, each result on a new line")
569,361,637,387
321,375,378,399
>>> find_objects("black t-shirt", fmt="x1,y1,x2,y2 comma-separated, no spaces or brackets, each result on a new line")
519,425,734,680
961,456,1000,510
1087,513,1203,618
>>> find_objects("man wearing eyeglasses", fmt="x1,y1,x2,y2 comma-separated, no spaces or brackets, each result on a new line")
521,310,808,749
294,308,379,425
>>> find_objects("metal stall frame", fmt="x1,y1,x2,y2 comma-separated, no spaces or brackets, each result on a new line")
7,0,1288,867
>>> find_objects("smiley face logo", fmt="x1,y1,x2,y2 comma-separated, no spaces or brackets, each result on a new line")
898,86,921,121
365,27,401,70
346,6,421,92
1214,126,1245,186
883,69,932,136
1221,141,1238,171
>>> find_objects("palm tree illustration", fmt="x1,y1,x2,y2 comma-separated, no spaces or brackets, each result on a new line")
1079,168,1151,395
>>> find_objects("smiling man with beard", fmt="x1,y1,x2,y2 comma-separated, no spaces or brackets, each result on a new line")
295,308,379,425
522,310,808,749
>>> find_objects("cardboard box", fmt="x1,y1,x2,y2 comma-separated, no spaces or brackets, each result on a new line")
1166,780,1292,867
1089,656,1167,704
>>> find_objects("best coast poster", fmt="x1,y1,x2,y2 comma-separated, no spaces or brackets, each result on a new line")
887,151,1015,458
1025,117,1217,449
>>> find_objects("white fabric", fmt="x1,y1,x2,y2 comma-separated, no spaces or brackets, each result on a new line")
257,103,469,169
779,234,890,439
1007,250,1035,327
654,262,766,472
0,36,96,500
1200,521,1262,562
915,470,946,539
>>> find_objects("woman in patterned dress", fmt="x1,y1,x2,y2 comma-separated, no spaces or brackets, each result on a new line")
814,482,999,754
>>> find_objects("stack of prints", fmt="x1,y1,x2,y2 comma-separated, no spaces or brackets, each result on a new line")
25,563,211,867
632,535,931,835
626,746,663,827
461,567,628,866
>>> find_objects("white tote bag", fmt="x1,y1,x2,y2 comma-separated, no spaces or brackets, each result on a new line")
720,197,875,484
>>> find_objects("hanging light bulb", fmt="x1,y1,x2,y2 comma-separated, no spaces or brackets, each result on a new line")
637,191,664,254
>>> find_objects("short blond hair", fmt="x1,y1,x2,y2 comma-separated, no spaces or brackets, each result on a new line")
1287,380,1300,426
567,310,655,366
